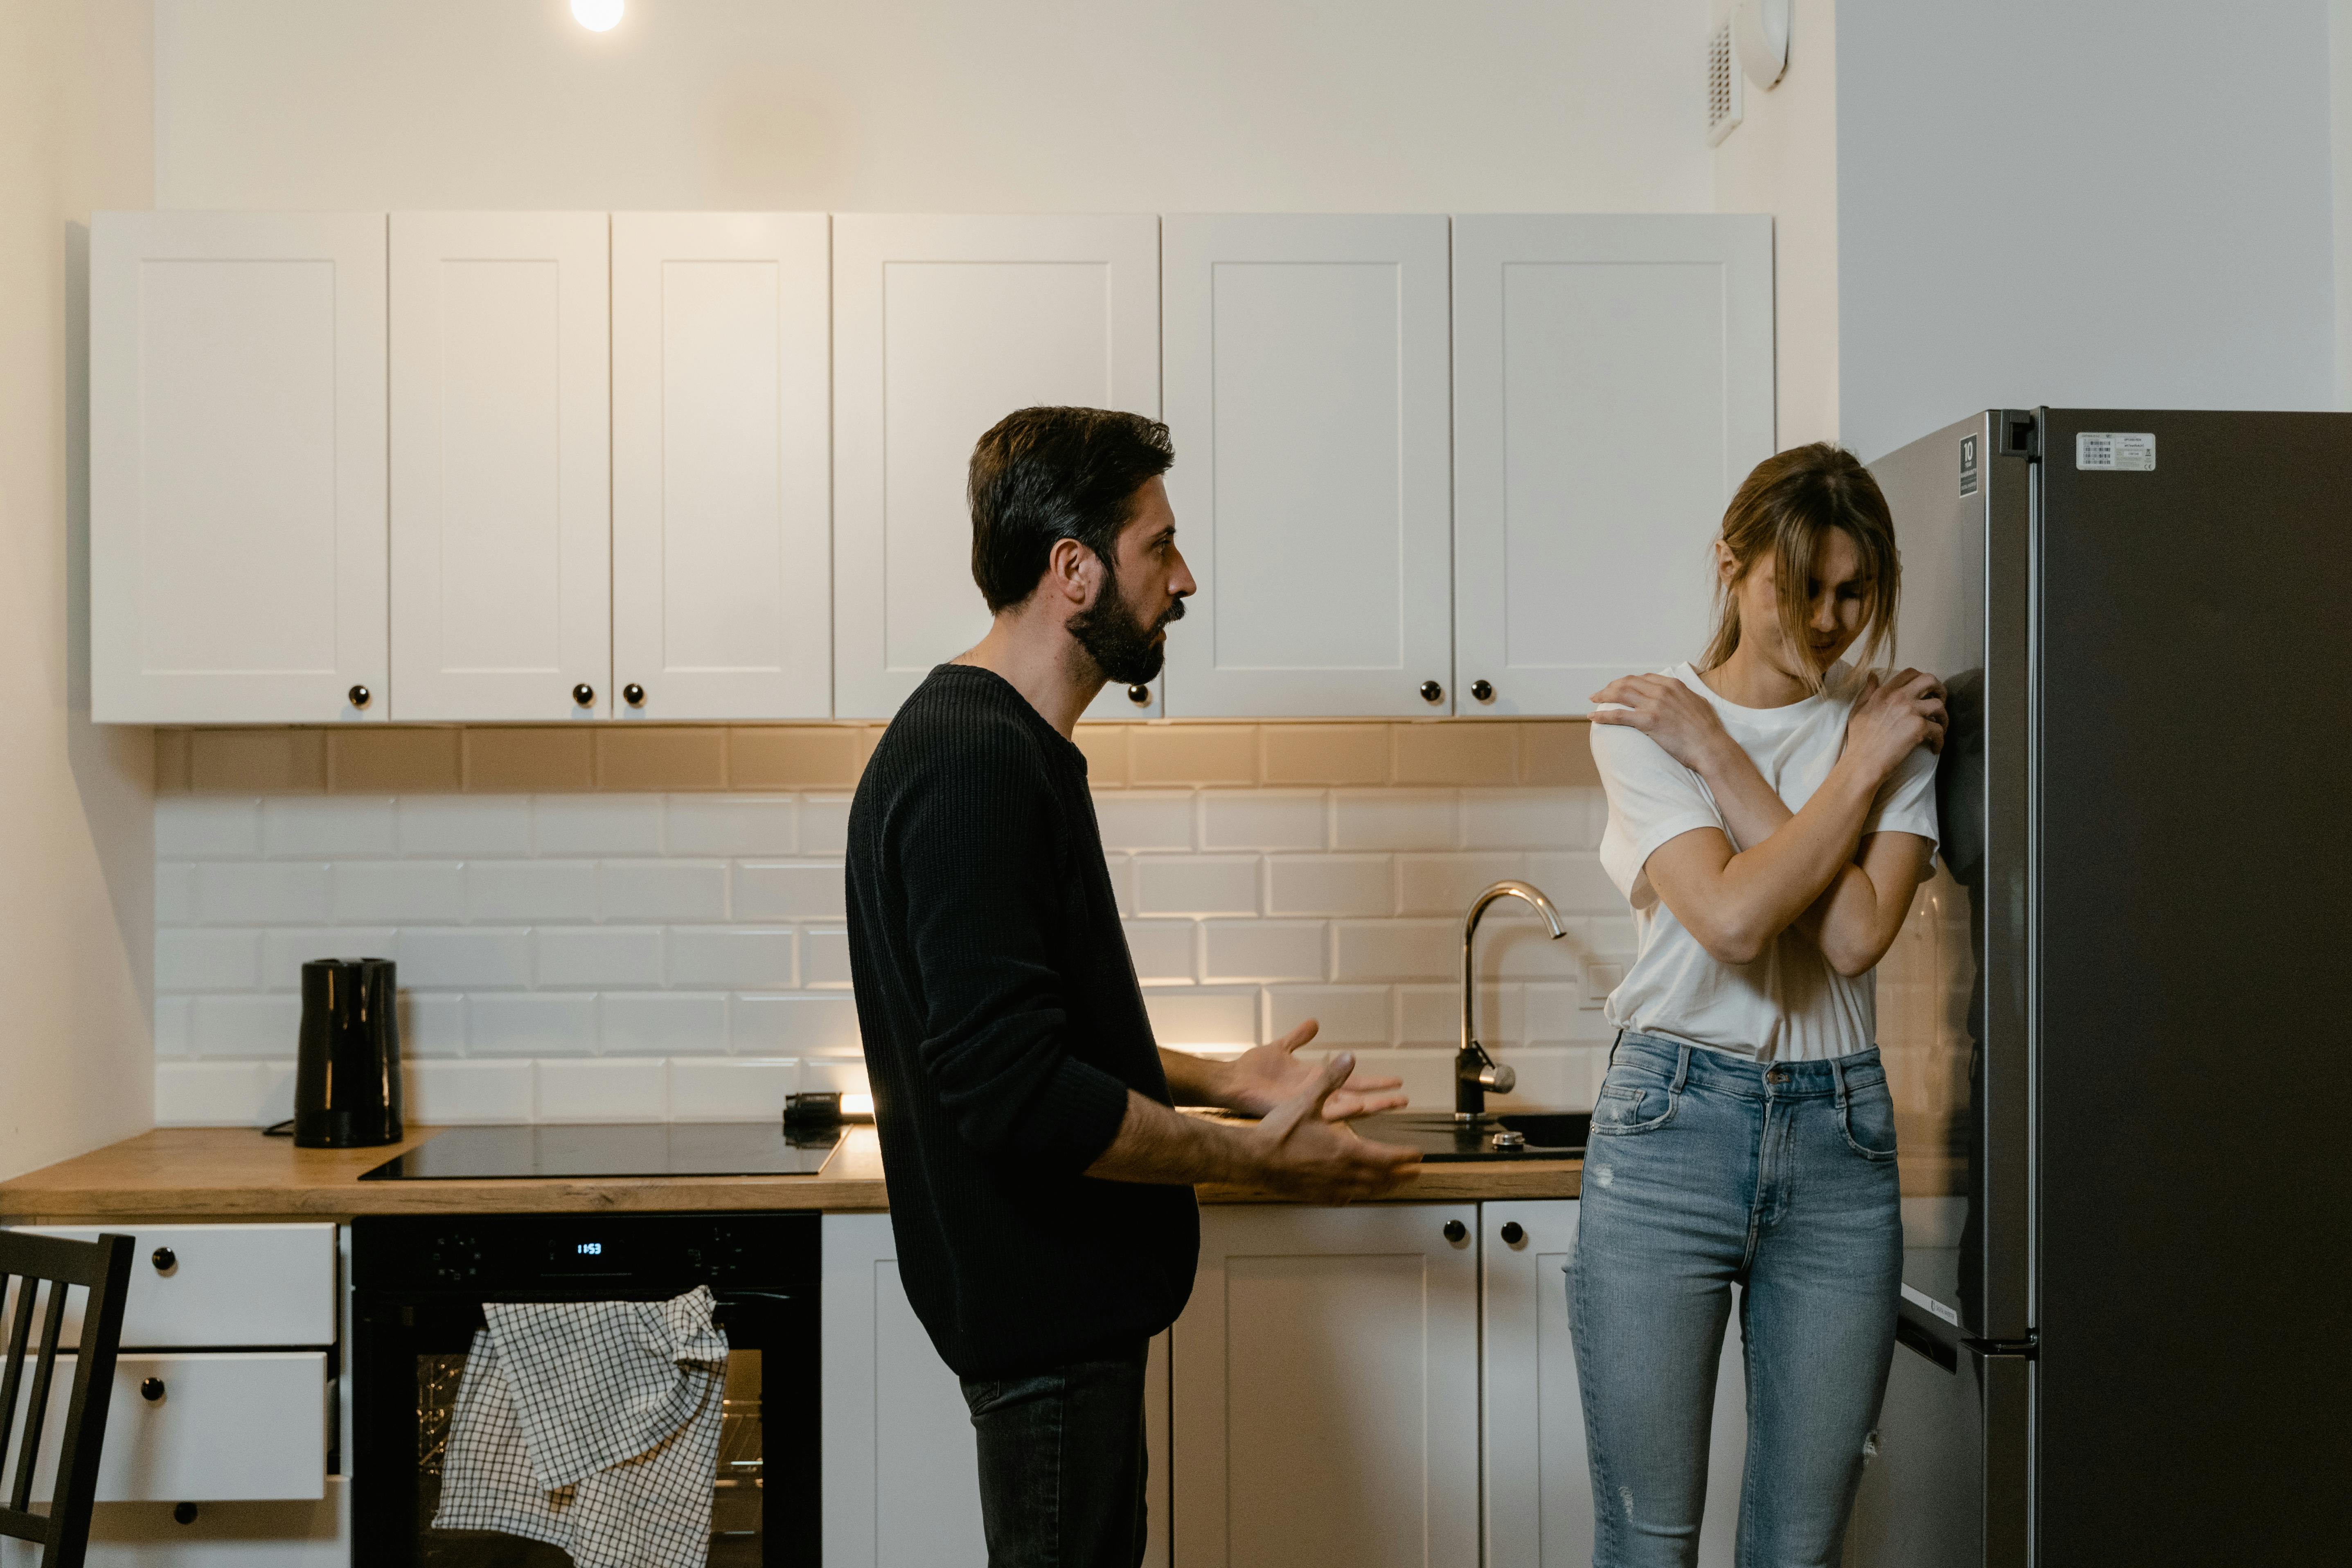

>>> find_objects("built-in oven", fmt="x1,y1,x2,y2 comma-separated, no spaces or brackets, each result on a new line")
351,1212,820,1567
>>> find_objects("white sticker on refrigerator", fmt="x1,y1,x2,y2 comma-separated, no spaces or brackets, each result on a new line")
1901,1282,1962,1327
2076,431,2156,471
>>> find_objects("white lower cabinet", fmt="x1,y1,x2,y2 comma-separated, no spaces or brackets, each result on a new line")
1483,1200,1749,1568
1172,1203,1481,1568
0,1484,347,1568
821,1213,1171,1568
12,1352,329,1503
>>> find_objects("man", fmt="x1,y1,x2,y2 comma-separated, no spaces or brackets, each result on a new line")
846,406,1422,1566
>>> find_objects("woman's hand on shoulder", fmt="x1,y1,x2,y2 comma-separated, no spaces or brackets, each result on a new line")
1589,674,1737,775
1844,668,1948,779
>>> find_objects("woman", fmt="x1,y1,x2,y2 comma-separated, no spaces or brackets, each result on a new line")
1576,442,1946,1568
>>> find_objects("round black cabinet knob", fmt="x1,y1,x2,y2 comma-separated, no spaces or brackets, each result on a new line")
140,1377,166,1403
1470,679,1495,703
347,685,371,709
1500,1221,1526,1246
1420,680,1445,704
1126,684,1152,707
151,1246,176,1273
622,683,646,707
572,683,596,707
1442,1219,1469,1244
172,1503,199,1526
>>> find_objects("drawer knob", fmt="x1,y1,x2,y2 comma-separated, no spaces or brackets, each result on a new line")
1470,679,1495,703
1442,1219,1468,1244
1126,683,1151,707
151,1246,176,1273
347,684,371,710
1500,1221,1526,1246
173,1503,198,1526
140,1377,166,1403
1420,680,1445,704
623,683,646,707
572,683,596,708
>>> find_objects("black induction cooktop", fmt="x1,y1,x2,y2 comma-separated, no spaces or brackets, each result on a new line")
358,1122,845,1180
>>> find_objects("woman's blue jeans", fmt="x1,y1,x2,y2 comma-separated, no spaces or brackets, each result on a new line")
1571,1032,1902,1568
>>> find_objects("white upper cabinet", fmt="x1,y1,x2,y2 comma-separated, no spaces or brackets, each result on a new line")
611,212,833,720
831,215,1162,720
90,212,388,724
1160,214,1455,718
1451,215,1775,715
389,212,611,721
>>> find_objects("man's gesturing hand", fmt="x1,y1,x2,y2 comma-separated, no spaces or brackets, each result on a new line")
1241,1052,1422,1203
1221,1020,1407,1122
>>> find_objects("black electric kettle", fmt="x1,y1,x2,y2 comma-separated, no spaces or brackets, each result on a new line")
293,957,403,1147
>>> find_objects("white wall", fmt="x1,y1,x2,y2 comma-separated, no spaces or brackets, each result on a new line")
0,0,158,1182
154,0,1710,214
1838,0,2340,462
1713,0,1838,447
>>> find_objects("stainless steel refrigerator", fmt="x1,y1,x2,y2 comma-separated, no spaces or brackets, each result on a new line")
1847,409,2351,1567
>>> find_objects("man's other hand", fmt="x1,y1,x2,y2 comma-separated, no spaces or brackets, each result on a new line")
1241,1053,1422,1203
1221,1020,1408,1122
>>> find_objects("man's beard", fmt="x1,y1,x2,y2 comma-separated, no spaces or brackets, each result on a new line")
1067,565,1184,686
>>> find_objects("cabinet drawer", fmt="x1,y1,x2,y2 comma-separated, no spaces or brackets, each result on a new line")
15,1351,328,1503
0,1482,347,1568
8,1223,337,1347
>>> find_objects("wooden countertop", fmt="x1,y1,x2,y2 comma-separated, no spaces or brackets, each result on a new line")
0,1126,1580,1222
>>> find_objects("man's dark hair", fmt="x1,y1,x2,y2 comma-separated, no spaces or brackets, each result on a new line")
968,407,1175,613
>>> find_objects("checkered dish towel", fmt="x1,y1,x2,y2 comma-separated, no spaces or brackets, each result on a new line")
433,1286,730,1568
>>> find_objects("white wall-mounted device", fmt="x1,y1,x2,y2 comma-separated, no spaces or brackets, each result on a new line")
1733,0,1790,90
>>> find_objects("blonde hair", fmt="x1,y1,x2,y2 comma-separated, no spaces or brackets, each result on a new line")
1699,442,1900,691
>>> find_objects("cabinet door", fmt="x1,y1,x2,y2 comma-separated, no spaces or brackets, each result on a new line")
1451,216,1774,715
612,213,832,719
820,1214,1170,1568
831,215,1161,720
1160,215,1455,718
0,1481,345,1568
1172,1203,1480,1568
1482,1200,1750,1568
390,212,611,720
90,212,387,723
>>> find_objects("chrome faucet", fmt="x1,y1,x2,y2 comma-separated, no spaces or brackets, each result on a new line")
1458,880,1569,1122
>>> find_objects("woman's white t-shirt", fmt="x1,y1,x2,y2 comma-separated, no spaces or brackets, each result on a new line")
1591,662,1940,1063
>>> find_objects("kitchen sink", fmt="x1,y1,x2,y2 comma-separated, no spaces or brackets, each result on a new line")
1350,1111,1589,1162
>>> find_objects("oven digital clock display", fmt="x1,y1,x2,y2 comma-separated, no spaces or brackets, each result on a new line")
547,1237,629,1272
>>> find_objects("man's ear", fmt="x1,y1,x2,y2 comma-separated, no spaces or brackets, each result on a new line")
1045,536,1099,607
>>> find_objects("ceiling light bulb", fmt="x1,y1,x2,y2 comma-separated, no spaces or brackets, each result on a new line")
572,0,624,32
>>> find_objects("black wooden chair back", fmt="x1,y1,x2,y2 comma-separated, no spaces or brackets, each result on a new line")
0,1232,134,1568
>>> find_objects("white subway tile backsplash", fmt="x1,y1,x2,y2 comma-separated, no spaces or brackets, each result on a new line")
1331,920,1455,983
538,1058,671,1121
1122,920,1199,986
800,1052,872,1096
802,929,852,988
1461,789,1597,850
156,796,261,857
155,1060,285,1127
536,927,665,989
264,796,397,858
1395,852,1545,917
1525,852,1623,915
665,796,798,858
398,928,533,989
336,861,466,923
1133,856,1259,916
1202,920,1325,984
157,928,262,993
669,1057,802,1121
735,861,846,919
406,1059,535,1124
1396,984,1460,1047
1333,790,1458,850
601,993,730,1056
197,861,333,925
1479,917,1581,980
1144,989,1260,1047
1093,792,1195,852
467,860,599,924
399,796,532,857
535,795,664,857
798,795,853,856
1202,792,1327,852
155,863,197,926
732,993,861,1055
1487,1044,1604,1111
469,993,598,1057
261,928,397,987
155,996,194,1057
668,928,798,989
1266,854,1393,917
190,994,302,1058
601,860,729,921
1264,985,1390,1048
399,991,469,1057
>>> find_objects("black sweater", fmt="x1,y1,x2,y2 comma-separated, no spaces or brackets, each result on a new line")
845,664,1199,1378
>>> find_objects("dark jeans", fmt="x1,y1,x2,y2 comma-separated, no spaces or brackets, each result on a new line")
959,1343,1150,1568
